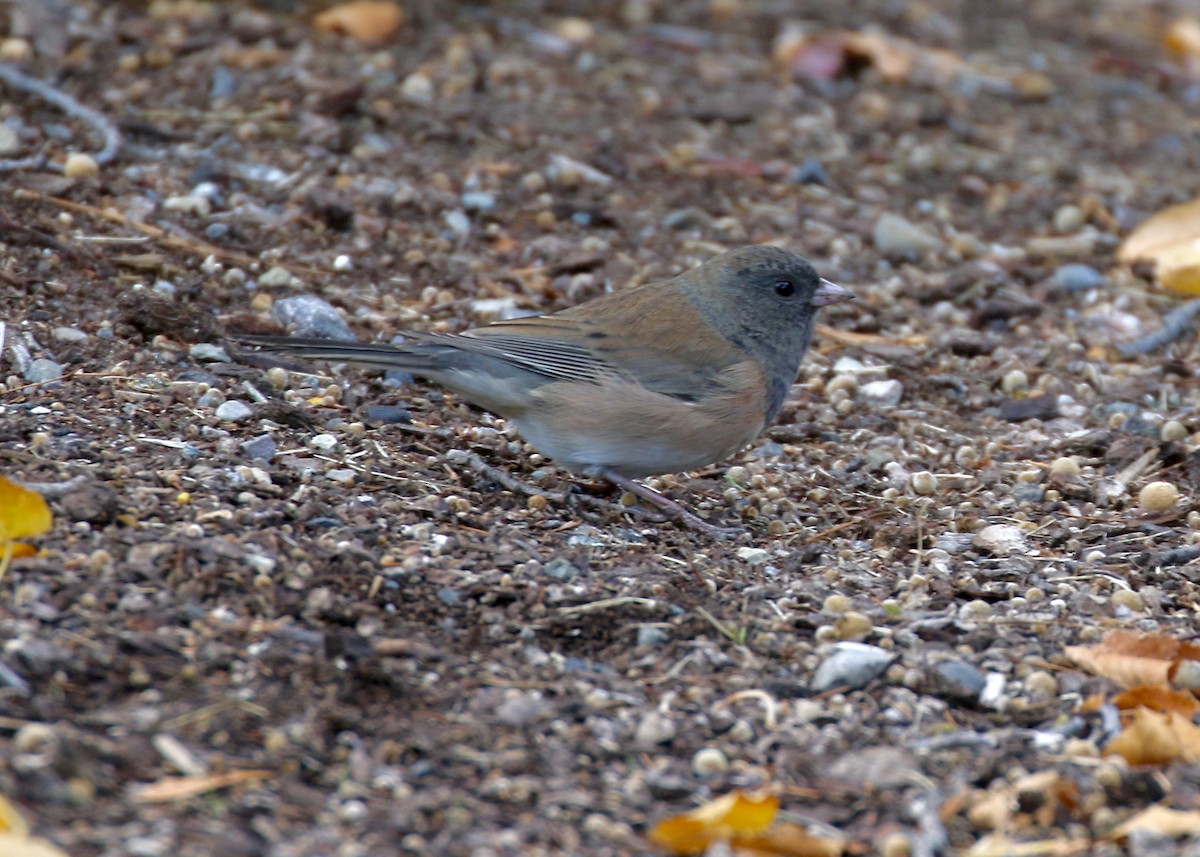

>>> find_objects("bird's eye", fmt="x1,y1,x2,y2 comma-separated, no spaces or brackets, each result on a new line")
774,280,795,297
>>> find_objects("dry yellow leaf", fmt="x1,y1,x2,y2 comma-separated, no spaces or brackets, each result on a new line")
0,795,29,835
1110,805,1200,839
130,770,272,803
1063,630,1200,689
0,477,53,582
0,833,71,857
1103,708,1200,765
650,790,779,853
1117,197,1200,295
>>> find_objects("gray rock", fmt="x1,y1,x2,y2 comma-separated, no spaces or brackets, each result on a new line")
495,691,548,727
973,524,1028,556
240,434,276,462
858,379,904,407
215,400,254,422
634,710,676,749
259,266,298,288
24,359,63,383
189,343,231,363
51,326,88,344
811,642,895,693
542,557,578,581
365,405,413,424
272,295,355,341
1051,263,1106,292
0,123,20,156
461,192,496,212
931,659,988,703
873,213,943,258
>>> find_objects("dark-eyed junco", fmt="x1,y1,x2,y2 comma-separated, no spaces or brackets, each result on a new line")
240,245,853,537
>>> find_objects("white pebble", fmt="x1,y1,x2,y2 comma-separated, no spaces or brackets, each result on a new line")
63,153,99,179
691,747,729,776
1139,481,1179,513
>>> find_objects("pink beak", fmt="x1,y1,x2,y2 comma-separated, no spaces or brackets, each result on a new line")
812,278,855,307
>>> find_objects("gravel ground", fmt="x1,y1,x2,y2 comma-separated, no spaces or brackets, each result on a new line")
2,1,1200,855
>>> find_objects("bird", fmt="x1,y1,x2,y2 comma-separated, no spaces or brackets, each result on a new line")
238,245,854,537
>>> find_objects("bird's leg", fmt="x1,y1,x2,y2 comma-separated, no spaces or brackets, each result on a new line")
597,468,744,540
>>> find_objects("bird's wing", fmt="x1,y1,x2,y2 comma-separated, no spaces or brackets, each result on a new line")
426,317,619,384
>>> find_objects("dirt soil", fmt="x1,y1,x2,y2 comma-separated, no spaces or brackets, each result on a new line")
3,0,1200,855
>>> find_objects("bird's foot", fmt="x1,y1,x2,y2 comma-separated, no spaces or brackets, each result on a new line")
598,469,745,540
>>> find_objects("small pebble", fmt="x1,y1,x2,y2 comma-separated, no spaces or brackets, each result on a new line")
24,359,63,383
215,401,254,422
163,195,211,217
931,659,987,703
495,691,547,727
880,831,911,857
634,710,676,749
858,379,904,407
788,156,828,185
1024,669,1058,699
691,747,729,776
736,547,771,565
823,594,851,614
637,626,670,647
461,191,496,212
909,471,938,495
973,524,1028,555
401,71,434,105
1053,204,1085,233
541,557,578,581
63,153,99,179
189,343,231,363
259,266,298,288
365,405,413,424
241,435,277,462
1161,420,1187,442
811,642,895,693
1001,369,1029,394
1051,263,1106,292
835,611,873,641
0,124,19,156
309,433,338,451
1138,481,1179,512
52,326,88,344
1111,588,1144,611
0,37,32,63
273,294,355,340
1049,456,1080,477
872,213,943,258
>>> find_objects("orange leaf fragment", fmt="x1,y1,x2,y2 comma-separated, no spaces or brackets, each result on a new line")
313,1,403,46
1113,686,1200,717
1103,708,1200,765
130,770,273,803
1117,197,1200,295
0,477,52,581
1064,630,1200,689
650,790,778,854
650,791,846,857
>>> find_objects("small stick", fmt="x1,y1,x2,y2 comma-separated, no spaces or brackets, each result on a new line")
0,63,122,172
1118,298,1200,357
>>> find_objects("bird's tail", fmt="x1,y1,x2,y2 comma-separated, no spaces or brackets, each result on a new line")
234,334,439,372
